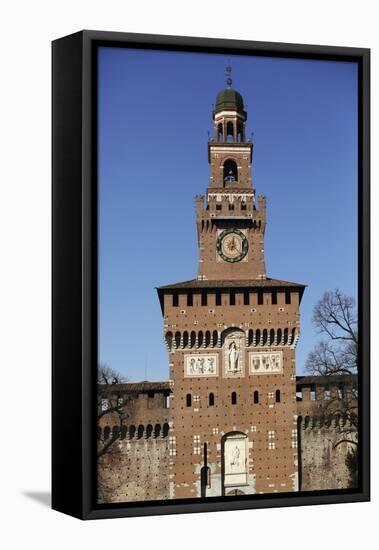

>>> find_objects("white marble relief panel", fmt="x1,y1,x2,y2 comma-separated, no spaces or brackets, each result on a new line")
184,354,218,377
249,351,283,374
224,434,248,487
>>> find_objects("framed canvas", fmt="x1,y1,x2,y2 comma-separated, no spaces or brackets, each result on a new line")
52,30,370,520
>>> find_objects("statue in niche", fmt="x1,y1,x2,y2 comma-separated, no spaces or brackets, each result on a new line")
228,341,239,372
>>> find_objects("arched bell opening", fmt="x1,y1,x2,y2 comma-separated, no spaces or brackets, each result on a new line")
217,122,223,142
223,159,238,184
226,121,234,142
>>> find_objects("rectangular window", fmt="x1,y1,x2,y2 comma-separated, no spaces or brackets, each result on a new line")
230,291,236,305
285,290,291,304
187,292,193,306
216,291,222,306
172,293,179,307
147,392,155,409
257,291,263,305
243,290,249,305
193,434,201,455
337,384,345,399
271,291,277,305
296,386,303,401
268,430,276,450
169,435,176,456
164,394,170,408
101,399,109,411
310,384,316,400
324,387,332,400
201,291,207,306
291,429,298,449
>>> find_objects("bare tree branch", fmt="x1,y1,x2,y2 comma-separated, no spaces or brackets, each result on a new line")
305,289,358,465
97,364,128,459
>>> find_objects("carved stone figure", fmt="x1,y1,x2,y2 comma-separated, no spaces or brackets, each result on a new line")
230,445,240,470
228,342,239,371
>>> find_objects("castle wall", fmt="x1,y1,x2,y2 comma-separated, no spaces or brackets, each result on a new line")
298,417,357,491
97,436,170,504
97,376,358,503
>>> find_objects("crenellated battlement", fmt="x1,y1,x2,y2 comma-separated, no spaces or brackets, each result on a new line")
298,414,357,430
195,193,266,222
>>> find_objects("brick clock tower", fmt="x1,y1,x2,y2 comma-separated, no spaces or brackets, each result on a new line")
157,69,305,499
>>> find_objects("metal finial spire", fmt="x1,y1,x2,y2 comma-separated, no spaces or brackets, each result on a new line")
225,65,232,87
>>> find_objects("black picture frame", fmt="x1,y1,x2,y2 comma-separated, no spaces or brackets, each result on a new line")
52,30,370,520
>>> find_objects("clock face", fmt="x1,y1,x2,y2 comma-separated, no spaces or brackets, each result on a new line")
216,229,248,263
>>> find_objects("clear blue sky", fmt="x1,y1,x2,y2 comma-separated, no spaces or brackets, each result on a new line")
98,47,357,381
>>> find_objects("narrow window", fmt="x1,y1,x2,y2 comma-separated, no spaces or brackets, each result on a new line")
351,385,358,399
296,385,303,401
216,291,222,306
172,292,179,307
243,290,250,305
187,292,193,306
275,389,281,403
201,291,207,306
337,384,345,400
324,386,332,400
186,394,192,407
268,430,276,450
231,392,237,405
285,290,291,304
209,393,215,406
253,390,259,404
310,384,316,400
147,391,154,409
164,393,170,408
272,291,277,305
230,291,236,306
101,398,109,411
257,291,263,305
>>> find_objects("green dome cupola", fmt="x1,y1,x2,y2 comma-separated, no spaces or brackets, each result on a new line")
215,87,245,113
212,66,248,143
